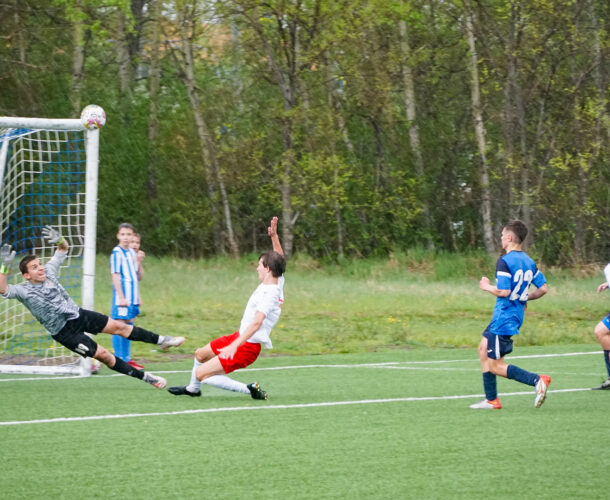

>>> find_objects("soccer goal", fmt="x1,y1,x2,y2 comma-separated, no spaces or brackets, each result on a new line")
0,110,101,376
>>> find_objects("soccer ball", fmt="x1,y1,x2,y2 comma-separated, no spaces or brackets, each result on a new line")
80,104,106,130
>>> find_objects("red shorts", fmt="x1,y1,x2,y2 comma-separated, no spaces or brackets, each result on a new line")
210,332,261,374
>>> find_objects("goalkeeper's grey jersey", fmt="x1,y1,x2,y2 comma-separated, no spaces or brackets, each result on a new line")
0,251,80,335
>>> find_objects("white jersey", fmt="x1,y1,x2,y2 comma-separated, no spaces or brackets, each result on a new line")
605,263,610,287
110,245,140,306
240,276,284,349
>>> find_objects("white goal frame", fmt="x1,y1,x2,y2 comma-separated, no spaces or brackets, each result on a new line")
0,114,100,376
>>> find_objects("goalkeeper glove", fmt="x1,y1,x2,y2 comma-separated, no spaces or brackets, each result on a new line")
0,244,16,274
42,225,65,246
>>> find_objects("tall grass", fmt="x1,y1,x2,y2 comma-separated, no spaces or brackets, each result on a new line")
92,252,608,361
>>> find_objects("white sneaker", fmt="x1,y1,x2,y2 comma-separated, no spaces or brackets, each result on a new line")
158,335,185,351
534,375,551,408
469,398,502,409
144,372,167,389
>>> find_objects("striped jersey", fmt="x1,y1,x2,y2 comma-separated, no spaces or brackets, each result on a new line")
110,245,140,306
0,251,79,335
488,250,546,336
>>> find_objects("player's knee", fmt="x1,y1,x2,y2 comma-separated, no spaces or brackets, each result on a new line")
195,345,212,362
94,345,114,365
105,318,130,337
594,324,609,342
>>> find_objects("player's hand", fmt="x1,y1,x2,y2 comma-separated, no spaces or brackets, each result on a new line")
42,225,64,245
479,276,491,290
267,216,279,238
218,343,238,360
118,298,129,307
597,283,609,293
136,250,145,263
0,244,16,271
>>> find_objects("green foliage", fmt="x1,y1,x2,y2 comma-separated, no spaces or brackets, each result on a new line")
1,0,609,262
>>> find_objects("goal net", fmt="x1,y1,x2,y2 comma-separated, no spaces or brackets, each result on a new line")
0,113,100,376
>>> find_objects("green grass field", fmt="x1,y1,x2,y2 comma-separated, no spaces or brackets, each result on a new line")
1,345,609,499
1,255,609,499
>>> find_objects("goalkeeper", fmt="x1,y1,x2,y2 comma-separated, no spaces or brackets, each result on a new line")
0,226,184,389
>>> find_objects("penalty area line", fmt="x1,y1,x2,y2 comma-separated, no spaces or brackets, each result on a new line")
0,387,593,426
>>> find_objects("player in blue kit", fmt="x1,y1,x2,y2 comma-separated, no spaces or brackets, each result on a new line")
470,220,551,409
592,263,610,390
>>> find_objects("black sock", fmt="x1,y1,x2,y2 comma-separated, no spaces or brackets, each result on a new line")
128,326,160,345
110,357,144,380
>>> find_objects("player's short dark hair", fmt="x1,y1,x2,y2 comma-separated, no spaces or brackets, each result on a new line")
19,255,37,275
118,222,135,232
259,251,286,278
504,220,528,243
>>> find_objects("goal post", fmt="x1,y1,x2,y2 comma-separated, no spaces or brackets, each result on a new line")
0,111,101,376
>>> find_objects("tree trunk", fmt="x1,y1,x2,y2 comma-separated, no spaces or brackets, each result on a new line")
70,2,85,115
248,9,299,257
116,9,132,95
146,0,161,211
465,13,495,254
399,15,433,249
180,20,239,257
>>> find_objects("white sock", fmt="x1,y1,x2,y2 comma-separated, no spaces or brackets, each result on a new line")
203,375,249,394
186,357,203,393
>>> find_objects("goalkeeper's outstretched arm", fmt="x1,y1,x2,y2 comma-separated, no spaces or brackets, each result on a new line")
42,225,69,253
0,243,16,294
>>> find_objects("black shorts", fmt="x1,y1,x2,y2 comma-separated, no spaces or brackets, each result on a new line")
482,326,514,360
52,309,109,358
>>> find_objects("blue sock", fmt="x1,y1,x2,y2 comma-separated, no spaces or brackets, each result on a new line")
506,364,538,387
604,351,610,377
482,372,497,401
112,335,124,361
112,335,131,362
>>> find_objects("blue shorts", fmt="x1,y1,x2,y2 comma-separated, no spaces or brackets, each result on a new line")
111,304,140,321
602,313,610,331
482,327,514,360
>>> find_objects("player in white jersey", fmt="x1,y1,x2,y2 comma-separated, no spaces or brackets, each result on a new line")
168,216,286,400
0,226,184,389
592,263,610,390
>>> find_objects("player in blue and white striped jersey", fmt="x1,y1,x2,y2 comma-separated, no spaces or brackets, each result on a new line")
470,220,551,410
110,223,143,369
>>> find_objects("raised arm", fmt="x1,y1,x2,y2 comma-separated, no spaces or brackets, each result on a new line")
42,225,68,254
0,244,16,295
267,216,284,256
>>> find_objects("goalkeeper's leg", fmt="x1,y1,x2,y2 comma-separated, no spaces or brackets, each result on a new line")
94,345,166,389
102,317,185,350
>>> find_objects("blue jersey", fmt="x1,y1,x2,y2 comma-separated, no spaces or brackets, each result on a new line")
488,251,546,336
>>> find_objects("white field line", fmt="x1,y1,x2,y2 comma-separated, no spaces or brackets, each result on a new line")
0,387,595,427
0,350,602,382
